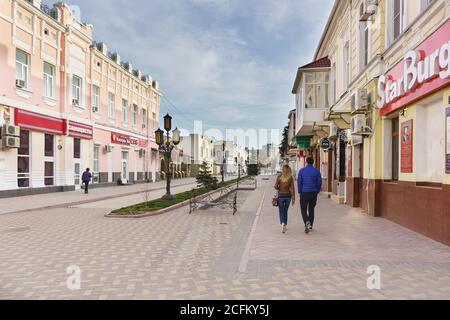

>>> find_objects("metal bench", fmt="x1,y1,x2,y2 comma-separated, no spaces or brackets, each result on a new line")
189,183,238,215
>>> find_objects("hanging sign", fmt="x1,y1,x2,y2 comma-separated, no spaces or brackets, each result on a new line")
401,120,414,173
320,138,331,150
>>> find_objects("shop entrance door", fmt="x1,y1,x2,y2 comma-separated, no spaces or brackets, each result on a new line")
74,161,81,189
121,151,129,182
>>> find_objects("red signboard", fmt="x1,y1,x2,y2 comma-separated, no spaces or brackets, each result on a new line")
111,132,147,147
401,120,414,173
14,108,65,135
67,120,93,140
378,19,450,116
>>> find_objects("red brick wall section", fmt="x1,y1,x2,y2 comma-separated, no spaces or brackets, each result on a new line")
378,181,450,246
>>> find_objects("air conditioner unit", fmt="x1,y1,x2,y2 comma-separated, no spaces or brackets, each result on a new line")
104,145,113,153
329,122,338,138
139,149,145,158
92,105,99,113
16,79,26,88
350,133,363,146
360,0,378,21
351,114,372,135
1,136,20,148
72,99,79,106
351,89,369,113
2,123,20,137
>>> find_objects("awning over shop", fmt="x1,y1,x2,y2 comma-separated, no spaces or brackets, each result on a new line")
296,136,313,150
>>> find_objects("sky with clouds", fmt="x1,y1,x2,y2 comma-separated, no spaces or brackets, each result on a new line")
70,0,334,145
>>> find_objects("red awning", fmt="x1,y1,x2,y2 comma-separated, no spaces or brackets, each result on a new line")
14,109,65,135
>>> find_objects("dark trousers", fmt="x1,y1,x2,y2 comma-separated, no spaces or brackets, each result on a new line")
300,192,318,226
83,181,89,194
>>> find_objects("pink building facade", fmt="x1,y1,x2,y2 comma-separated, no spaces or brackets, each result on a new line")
0,0,160,196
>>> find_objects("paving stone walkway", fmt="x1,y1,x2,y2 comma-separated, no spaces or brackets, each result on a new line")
0,176,449,300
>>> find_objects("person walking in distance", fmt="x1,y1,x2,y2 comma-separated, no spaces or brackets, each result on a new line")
298,157,322,234
274,165,295,234
82,168,92,194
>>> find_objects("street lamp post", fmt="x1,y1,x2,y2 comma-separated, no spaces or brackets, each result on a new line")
155,114,180,200
221,141,226,183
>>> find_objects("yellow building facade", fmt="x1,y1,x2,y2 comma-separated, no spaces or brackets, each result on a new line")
293,0,450,245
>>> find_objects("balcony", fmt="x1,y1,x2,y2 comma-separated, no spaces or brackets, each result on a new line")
294,71,330,137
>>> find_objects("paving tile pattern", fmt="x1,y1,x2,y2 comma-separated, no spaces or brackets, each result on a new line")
0,177,449,300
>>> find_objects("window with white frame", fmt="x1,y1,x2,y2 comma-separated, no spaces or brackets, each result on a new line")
331,62,336,104
43,62,55,98
108,92,115,118
387,0,404,46
16,49,29,88
93,85,100,112
72,75,82,106
133,104,138,126
122,99,128,123
142,109,147,129
359,3,370,71
343,41,349,89
304,72,329,109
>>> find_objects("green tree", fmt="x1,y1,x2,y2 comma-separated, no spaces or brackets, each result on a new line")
196,161,219,190
279,124,289,158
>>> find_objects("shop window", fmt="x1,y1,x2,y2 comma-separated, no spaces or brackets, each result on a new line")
416,100,443,183
18,130,30,188
392,117,399,181
16,49,29,89
43,62,55,99
44,134,54,186
74,138,81,159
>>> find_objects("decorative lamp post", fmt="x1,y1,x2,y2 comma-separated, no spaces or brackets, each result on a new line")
155,114,180,200
221,141,226,183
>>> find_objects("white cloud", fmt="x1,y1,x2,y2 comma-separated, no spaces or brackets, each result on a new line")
71,0,334,135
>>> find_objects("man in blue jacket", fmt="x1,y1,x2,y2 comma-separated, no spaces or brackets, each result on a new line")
298,157,322,234
81,168,92,194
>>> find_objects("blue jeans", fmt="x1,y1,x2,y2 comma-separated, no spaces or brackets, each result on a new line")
278,197,291,225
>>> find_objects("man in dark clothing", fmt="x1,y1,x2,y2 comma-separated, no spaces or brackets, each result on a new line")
298,157,322,234
82,168,92,194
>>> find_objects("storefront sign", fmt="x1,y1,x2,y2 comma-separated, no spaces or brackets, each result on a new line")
111,132,147,147
446,107,450,173
377,19,450,115
0,105,11,126
401,120,414,173
67,120,93,140
14,109,65,135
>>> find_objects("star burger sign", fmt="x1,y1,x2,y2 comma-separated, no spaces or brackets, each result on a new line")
377,19,450,116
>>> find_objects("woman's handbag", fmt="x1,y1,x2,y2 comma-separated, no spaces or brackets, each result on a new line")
272,193,279,207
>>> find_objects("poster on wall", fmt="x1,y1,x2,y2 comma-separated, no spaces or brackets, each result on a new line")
401,120,413,173
446,108,450,173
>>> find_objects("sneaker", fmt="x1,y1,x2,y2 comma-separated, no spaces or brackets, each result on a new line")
309,225,313,231
282,224,287,234
305,222,311,234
